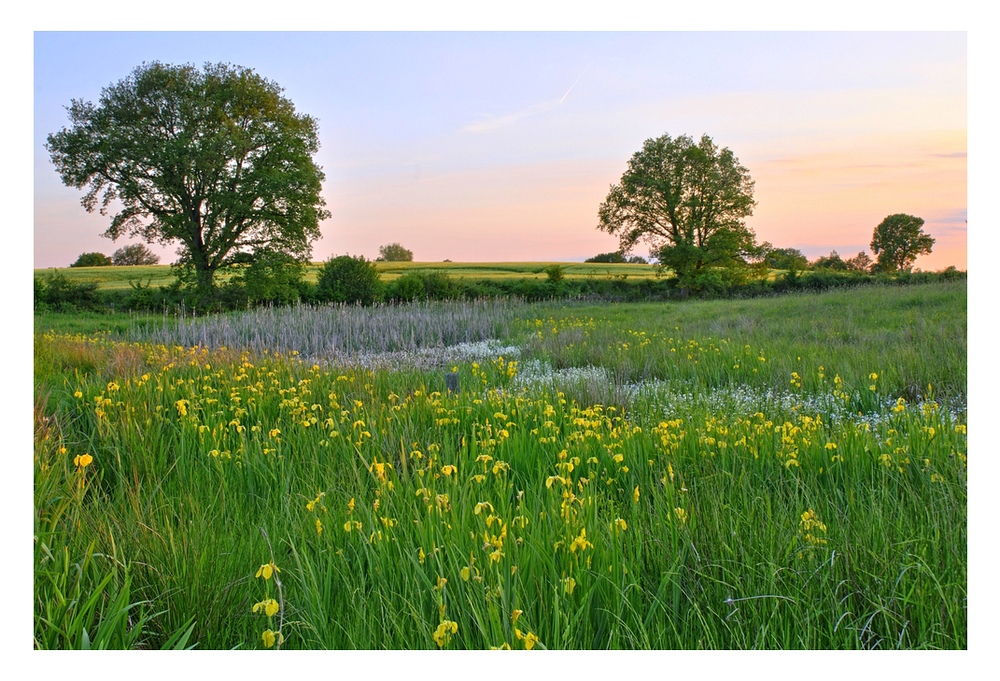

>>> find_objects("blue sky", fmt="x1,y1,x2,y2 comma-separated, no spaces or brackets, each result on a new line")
33,30,967,269
11,4,998,678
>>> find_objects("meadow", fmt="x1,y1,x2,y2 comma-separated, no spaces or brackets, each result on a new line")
33,281,967,650
36,260,662,291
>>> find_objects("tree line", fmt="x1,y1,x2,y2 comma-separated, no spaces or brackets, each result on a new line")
36,254,964,315
45,62,951,312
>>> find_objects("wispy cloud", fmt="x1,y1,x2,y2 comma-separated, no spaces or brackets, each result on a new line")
558,67,587,104
464,100,562,133
463,68,587,133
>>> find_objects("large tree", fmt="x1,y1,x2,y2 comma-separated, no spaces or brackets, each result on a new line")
46,62,330,297
597,133,758,289
870,213,935,272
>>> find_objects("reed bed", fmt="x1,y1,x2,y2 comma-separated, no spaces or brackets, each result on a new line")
33,282,967,650
129,298,524,358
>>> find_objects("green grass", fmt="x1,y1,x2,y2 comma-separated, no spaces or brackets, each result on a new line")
35,261,666,290
35,265,179,291
33,282,966,649
370,261,662,282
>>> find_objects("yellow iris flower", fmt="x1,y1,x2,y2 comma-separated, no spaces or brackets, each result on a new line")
255,561,280,580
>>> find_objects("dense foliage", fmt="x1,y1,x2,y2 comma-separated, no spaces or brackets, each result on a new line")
598,133,760,291
70,252,111,267
111,243,160,266
33,264,967,315
377,243,414,262
585,252,649,264
315,255,384,305
763,247,808,272
871,214,935,273
46,61,329,297
585,252,627,263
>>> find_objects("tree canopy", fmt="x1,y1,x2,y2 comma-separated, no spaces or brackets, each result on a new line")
70,252,111,267
812,250,849,271
377,243,414,262
46,61,329,297
762,246,809,272
112,243,160,266
870,214,934,272
844,251,873,273
597,133,759,289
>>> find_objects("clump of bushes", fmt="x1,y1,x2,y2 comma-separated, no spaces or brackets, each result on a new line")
387,271,460,302
585,252,647,264
36,262,967,317
34,272,101,311
315,255,384,305
69,252,111,267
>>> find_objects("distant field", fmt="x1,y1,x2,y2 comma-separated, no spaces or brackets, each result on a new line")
34,261,665,290
371,261,661,281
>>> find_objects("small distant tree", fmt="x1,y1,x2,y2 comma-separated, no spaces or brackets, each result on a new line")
377,243,414,262
544,264,565,284
70,251,111,267
844,251,873,273
870,214,935,272
812,250,849,271
585,252,627,263
763,246,809,272
316,255,383,305
626,255,648,264
112,243,160,266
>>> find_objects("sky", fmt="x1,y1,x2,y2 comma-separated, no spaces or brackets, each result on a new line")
10,3,1000,677
32,29,967,270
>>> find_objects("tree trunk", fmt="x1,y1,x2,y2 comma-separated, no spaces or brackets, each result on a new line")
195,266,215,300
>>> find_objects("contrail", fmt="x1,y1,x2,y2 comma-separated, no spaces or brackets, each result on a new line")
559,67,588,105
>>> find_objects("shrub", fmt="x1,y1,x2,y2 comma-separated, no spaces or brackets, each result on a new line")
390,273,426,302
940,265,966,281
34,272,101,311
70,252,111,267
316,255,383,305
544,264,565,284
388,272,460,302
420,272,460,300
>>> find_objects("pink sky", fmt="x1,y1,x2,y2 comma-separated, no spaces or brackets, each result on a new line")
33,31,967,270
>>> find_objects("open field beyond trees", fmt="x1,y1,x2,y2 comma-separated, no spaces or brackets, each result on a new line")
33,281,967,650
35,261,666,291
